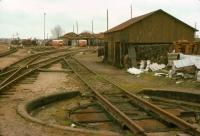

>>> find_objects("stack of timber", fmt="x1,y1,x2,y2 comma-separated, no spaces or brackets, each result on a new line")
136,44,170,60
169,40,200,55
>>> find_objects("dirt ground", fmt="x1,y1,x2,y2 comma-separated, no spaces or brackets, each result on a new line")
0,44,200,136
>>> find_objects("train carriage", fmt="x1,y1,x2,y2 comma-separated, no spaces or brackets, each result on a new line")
52,40,64,46
78,40,87,47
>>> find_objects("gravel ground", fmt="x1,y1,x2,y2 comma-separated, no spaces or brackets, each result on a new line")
0,44,200,136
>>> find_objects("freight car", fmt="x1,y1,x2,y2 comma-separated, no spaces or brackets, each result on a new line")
22,39,32,46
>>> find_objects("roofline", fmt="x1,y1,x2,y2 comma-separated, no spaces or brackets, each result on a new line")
160,10,198,31
104,9,198,34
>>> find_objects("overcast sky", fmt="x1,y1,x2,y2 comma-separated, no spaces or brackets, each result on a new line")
0,0,199,39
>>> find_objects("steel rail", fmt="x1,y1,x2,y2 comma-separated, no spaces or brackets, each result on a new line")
0,47,76,86
0,47,71,72
0,55,43,87
0,47,18,57
0,57,62,92
0,68,19,76
94,72,200,135
124,91,200,135
0,49,90,92
71,56,200,136
63,57,148,136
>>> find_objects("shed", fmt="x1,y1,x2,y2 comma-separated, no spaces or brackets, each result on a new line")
79,32,95,46
104,9,198,68
60,32,81,46
94,32,104,46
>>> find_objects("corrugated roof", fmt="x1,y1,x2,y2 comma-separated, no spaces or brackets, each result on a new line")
149,63,166,71
105,9,198,34
173,57,200,68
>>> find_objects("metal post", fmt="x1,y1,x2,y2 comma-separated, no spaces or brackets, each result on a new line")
131,4,132,19
92,20,93,34
107,9,108,31
195,22,196,38
76,21,78,34
44,13,46,45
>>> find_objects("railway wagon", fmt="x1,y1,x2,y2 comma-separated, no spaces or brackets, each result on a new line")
52,40,64,46
78,40,87,47
22,39,32,46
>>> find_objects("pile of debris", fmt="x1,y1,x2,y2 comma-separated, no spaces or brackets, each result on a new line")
168,40,200,82
168,53,200,81
127,40,200,82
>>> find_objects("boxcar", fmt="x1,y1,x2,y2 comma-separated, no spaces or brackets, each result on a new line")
22,39,32,46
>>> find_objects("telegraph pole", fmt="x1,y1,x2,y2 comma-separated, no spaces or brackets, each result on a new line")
44,13,46,41
131,4,132,19
92,20,93,34
76,21,78,34
195,22,197,38
107,9,108,30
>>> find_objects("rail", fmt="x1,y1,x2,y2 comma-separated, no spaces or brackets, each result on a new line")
64,55,200,136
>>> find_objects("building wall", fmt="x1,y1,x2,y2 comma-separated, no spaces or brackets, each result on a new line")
104,11,195,64
124,11,195,43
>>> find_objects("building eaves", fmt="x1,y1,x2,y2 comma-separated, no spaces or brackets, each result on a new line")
104,9,159,34
104,9,198,34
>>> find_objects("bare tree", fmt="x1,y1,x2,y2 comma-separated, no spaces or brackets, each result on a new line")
51,25,63,39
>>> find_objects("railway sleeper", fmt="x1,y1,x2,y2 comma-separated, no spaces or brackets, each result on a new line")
0,92,14,95
150,97,200,123
96,101,124,128
77,119,113,123
69,110,104,114
129,100,178,129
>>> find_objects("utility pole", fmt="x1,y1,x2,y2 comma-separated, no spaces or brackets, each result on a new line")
44,13,46,41
195,22,197,38
76,21,78,34
107,9,108,31
73,25,74,32
92,20,93,34
131,4,132,19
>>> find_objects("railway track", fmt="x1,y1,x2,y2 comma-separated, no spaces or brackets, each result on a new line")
64,55,200,135
0,46,18,57
1,47,200,135
0,47,90,97
0,47,72,73
0,47,77,88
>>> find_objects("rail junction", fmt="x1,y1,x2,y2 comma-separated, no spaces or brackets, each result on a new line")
1,45,200,136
